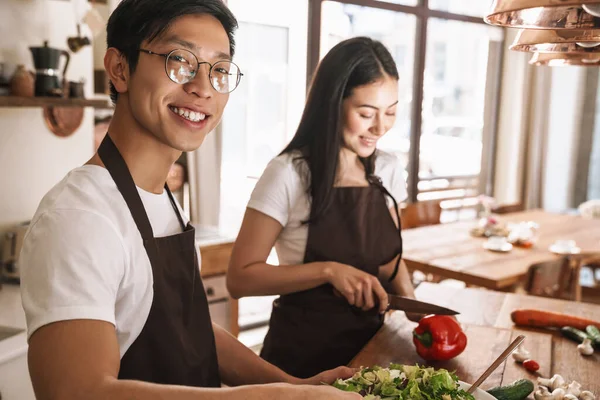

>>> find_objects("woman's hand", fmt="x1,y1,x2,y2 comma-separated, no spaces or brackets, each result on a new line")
300,366,358,386
405,312,426,322
323,262,388,313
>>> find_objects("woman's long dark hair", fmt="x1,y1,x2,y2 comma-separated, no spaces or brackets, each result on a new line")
281,37,399,224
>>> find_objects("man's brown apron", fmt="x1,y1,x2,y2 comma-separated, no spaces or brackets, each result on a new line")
260,176,403,378
98,135,220,386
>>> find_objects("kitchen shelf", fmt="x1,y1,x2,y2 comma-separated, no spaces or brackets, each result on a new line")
0,96,112,109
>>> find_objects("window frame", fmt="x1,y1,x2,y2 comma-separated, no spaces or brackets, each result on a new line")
306,0,505,203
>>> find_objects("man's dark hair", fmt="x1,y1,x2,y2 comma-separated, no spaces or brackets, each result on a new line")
106,0,238,104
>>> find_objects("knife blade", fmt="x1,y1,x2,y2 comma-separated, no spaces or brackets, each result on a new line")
387,294,459,315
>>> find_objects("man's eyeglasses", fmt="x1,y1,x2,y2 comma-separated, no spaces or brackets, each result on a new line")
139,48,243,94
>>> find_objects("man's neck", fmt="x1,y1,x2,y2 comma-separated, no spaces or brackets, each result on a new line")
92,100,182,194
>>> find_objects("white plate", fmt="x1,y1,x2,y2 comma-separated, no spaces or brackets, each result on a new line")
549,244,581,255
459,381,496,400
483,241,513,253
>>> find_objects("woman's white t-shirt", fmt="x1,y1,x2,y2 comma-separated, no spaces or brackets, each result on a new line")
19,166,194,358
247,151,408,266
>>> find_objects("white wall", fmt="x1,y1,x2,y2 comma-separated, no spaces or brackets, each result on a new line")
542,67,586,211
0,0,95,233
493,29,531,205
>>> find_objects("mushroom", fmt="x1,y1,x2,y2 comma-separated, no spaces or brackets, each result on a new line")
534,386,554,400
538,375,566,392
551,387,566,400
578,338,594,356
580,391,597,400
512,344,531,363
563,395,578,400
565,381,581,397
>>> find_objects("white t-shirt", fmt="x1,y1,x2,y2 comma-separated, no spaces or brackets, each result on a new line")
247,151,408,266
20,165,192,358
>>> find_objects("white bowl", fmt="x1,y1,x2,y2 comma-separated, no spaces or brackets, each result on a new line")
459,381,496,400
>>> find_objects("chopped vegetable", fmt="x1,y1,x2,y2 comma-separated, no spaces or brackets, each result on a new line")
551,387,566,399
585,325,600,348
510,310,600,330
533,386,553,400
522,359,540,372
577,338,594,356
331,364,475,400
581,391,597,400
565,381,581,397
537,375,565,391
512,344,531,363
487,379,534,400
412,315,467,361
560,326,590,344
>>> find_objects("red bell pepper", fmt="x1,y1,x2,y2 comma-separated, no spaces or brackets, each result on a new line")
412,315,467,361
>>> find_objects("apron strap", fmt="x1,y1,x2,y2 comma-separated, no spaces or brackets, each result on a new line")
367,175,402,282
165,184,187,231
99,134,188,237
99,135,154,240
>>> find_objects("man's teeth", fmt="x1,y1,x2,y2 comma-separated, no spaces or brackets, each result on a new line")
170,106,206,122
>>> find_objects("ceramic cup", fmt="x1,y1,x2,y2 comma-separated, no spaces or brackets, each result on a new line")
487,236,508,248
553,239,576,252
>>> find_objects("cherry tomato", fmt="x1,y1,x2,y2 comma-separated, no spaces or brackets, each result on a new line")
522,359,540,372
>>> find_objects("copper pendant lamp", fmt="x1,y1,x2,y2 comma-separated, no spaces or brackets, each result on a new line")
485,0,600,29
529,51,600,65
510,28,600,53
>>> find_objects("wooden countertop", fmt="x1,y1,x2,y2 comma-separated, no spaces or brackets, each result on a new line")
351,283,600,395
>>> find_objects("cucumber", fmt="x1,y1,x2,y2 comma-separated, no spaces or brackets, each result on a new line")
561,326,590,343
487,379,534,400
585,325,600,348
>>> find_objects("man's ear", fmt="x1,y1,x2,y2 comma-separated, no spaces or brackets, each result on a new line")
104,48,129,96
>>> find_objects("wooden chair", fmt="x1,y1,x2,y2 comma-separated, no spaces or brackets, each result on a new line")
523,254,600,302
524,257,581,301
580,254,600,304
492,203,524,215
401,200,443,286
400,200,443,230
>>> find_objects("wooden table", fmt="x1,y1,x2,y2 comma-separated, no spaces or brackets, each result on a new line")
402,210,600,289
351,283,600,396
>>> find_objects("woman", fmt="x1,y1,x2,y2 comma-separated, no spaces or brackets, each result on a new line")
227,37,418,379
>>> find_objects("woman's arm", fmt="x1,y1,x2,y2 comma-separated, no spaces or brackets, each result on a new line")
213,323,356,387
379,257,415,299
227,208,388,312
226,208,331,298
377,205,421,321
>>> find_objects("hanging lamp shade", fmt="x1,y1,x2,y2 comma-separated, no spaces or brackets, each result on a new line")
485,0,600,29
511,28,600,53
529,51,600,65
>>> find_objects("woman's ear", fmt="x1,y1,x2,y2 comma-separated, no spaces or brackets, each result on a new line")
104,48,129,96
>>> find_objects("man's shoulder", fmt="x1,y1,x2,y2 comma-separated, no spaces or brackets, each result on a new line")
32,165,127,229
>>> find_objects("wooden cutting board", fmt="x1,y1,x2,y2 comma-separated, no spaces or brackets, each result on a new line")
349,316,553,393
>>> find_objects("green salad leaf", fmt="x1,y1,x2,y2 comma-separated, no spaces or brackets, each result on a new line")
331,364,476,400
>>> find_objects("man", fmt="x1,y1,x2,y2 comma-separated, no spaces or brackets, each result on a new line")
19,1,361,399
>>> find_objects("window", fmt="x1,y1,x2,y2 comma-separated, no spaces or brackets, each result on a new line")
429,0,492,18
203,0,504,234
220,0,308,235
419,19,503,208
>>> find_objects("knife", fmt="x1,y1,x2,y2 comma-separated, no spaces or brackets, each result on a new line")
386,294,459,315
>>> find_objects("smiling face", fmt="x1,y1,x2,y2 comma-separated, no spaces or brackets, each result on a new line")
121,14,232,152
341,75,399,158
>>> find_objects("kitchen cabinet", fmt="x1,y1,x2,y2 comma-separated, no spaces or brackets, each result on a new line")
199,241,239,337
0,350,35,400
